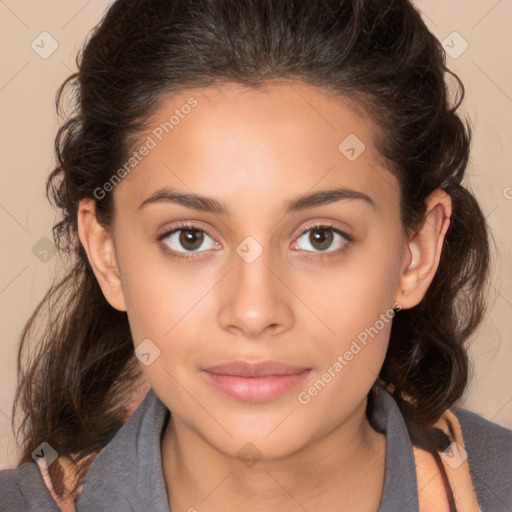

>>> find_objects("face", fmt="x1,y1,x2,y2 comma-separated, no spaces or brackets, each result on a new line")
96,83,411,459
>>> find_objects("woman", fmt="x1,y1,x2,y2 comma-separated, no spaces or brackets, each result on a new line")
1,0,511,511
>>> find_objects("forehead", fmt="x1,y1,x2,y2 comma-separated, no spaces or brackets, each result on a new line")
114,82,399,217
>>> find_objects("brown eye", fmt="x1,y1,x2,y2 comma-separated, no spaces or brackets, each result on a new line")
160,226,218,255
179,229,204,250
294,225,350,254
309,227,333,251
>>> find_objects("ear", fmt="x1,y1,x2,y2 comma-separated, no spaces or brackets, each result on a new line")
77,198,126,311
394,189,452,309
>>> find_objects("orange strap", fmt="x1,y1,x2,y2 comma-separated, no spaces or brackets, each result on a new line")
413,409,481,512
39,456,87,512
38,383,150,511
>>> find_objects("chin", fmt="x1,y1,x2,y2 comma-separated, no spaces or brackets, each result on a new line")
209,425,309,463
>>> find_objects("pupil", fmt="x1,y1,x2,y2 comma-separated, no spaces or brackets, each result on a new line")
180,229,204,250
311,228,332,251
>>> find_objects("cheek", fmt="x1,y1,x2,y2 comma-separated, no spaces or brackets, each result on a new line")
298,229,404,382
302,234,403,340
341,223,405,310
297,270,397,422
120,259,206,392
115,230,200,332
117,239,222,385
310,281,394,389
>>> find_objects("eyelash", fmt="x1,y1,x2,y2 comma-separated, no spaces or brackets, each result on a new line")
157,222,218,261
157,222,353,261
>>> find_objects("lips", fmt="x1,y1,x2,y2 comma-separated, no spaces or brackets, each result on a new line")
201,360,312,402
203,360,311,377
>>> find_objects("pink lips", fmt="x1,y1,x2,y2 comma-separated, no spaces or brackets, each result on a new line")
201,360,312,402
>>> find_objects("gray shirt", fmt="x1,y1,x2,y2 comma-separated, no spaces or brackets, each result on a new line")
1,384,511,511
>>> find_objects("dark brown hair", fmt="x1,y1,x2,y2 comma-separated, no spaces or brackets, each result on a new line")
12,0,490,509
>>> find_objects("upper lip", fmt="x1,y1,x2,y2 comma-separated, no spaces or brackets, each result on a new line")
203,360,311,377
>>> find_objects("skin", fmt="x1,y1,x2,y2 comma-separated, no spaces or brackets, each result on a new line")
78,82,452,512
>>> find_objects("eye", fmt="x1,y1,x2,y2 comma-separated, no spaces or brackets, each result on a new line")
292,224,352,255
158,223,219,260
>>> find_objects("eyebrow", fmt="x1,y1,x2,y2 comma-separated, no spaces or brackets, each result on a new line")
137,187,377,214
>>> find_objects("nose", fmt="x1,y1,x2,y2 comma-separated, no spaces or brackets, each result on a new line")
217,247,294,339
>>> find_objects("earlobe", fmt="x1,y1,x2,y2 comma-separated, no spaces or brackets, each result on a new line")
77,198,126,311
395,189,452,309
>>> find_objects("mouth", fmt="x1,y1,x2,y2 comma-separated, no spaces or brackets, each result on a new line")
201,360,312,402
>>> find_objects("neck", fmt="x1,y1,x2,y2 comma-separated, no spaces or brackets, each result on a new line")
160,399,386,512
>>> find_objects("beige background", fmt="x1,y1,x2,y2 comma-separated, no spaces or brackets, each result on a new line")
1,1,511,469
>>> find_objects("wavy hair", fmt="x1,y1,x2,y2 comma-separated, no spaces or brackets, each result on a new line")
12,0,490,509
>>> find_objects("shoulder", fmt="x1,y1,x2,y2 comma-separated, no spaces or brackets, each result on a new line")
0,462,60,511
452,407,512,464
451,406,512,510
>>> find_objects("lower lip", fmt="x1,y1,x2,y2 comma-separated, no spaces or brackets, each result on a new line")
201,370,312,402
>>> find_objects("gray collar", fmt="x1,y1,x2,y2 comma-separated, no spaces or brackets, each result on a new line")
76,384,419,511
